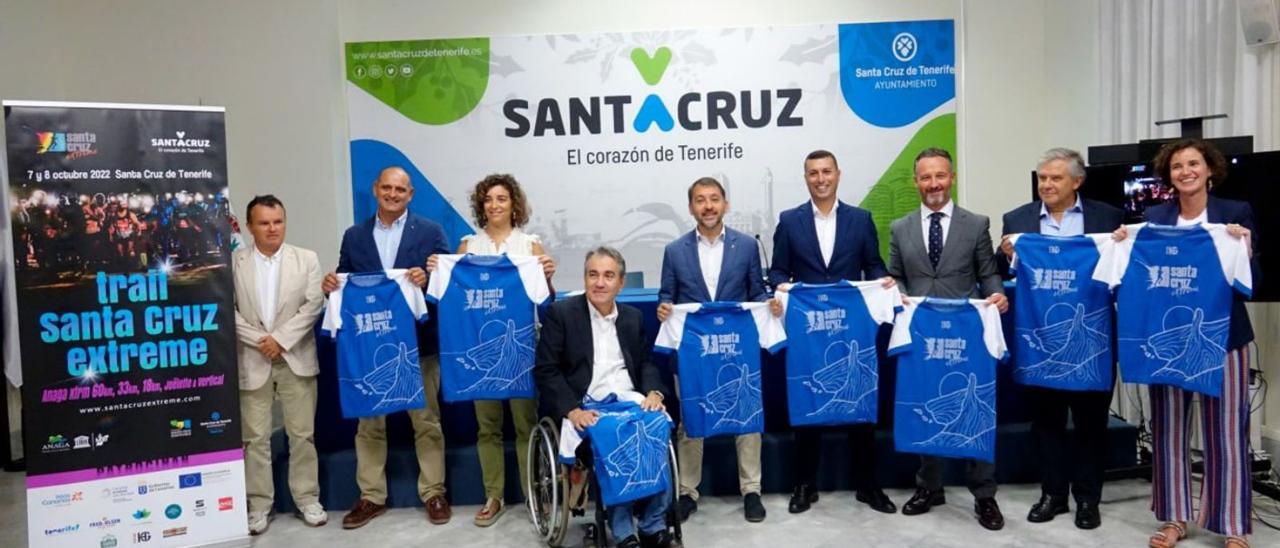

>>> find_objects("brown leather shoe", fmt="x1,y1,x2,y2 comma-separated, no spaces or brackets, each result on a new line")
425,495,451,524
341,499,386,530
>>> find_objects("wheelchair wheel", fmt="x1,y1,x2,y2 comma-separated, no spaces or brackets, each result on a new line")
667,433,683,544
527,417,572,546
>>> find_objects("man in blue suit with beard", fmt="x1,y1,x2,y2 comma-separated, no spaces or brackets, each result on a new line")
658,177,777,524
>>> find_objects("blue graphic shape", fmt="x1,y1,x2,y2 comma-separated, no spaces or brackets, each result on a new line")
803,339,879,419
839,20,955,128
603,412,671,500
349,139,474,250
356,341,424,410
911,372,997,455
1019,303,1111,385
701,363,763,431
633,94,675,133
1143,307,1230,383
459,319,537,395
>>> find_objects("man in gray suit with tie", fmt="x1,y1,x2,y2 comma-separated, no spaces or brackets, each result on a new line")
888,148,1009,531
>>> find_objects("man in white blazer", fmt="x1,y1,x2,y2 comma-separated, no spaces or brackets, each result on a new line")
234,195,326,535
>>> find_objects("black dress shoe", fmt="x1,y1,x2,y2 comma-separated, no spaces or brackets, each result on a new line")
617,535,642,548
676,495,697,523
901,488,945,516
855,489,897,514
1074,501,1101,530
788,484,819,514
975,497,1005,531
1026,494,1069,523
640,529,674,548
744,493,766,522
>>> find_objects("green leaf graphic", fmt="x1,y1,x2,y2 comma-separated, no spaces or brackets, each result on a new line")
345,38,490,125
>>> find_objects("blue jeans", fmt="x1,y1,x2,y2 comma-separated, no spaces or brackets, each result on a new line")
607,484,671,543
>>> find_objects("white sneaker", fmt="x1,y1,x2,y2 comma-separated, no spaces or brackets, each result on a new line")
296,503,328,527
248,510,272,535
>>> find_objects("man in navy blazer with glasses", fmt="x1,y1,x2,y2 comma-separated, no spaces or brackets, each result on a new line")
769,149,899,516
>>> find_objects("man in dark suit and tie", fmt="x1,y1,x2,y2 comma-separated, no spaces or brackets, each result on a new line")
889,148,1009,530
997,148,1123,530
321,166,453,529
768,149,898,516
657,177,775,523
534,247,674,548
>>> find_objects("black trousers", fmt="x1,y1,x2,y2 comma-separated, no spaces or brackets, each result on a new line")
1031,385,1113,504
792,423,879,492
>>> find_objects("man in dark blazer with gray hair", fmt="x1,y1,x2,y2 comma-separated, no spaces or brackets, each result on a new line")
997,148,1123,531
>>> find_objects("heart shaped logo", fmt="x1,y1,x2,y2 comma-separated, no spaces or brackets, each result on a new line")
176,131,185,138
630,47,672,86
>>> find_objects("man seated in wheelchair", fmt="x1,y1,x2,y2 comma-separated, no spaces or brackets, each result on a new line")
534,247,675,548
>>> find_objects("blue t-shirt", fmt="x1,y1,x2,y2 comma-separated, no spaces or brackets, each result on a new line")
322,270,430,418
889,298,1007,462
426,254,551,402
1094,223,1253,397
655,301,786,438
558,396,673,507
777,281,901,427
1009,233,1114,391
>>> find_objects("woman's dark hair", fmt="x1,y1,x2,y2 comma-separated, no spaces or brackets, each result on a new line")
469,173,530,228
1154,138,1228,190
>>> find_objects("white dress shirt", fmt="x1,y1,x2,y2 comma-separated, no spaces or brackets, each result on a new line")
696,227,726,300
812,201,837,267
253,246,282,331
372,210,408,271
585,302,638,401
919,200,955,250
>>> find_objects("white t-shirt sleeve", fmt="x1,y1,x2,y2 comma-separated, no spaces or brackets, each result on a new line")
558,417,582,463
320,273,349,337
655,304,698,354
774,288,791,316
971,299,1009,361
854,281,901,324
746,302,787,354
513,255,553,306
390,269,430,322
887,297,922,356
1206,223,1254,298
425,254,461,304
1092,223,1143,288
1007,233,1025,276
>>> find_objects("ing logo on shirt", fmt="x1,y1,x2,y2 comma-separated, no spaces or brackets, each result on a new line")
924,337,968,365
804,309,847,335
699,333,741,359
1030,268,1078,297
1145,265,1199,296
464,288,507,314
355,310,396,336
1048,245,1061,254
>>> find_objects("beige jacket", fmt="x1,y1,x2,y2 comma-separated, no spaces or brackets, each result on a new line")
233,243,324,390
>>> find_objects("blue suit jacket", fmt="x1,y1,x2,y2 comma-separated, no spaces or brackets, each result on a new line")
659,227,767,304
1144,196,1260,351
769,201,887,285
336,212,451,352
